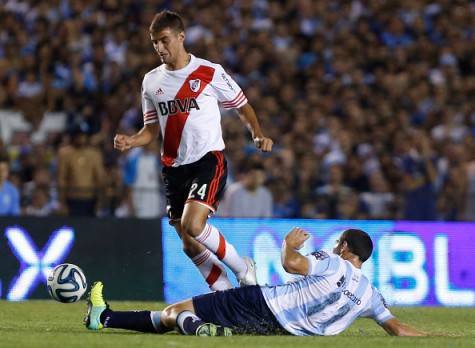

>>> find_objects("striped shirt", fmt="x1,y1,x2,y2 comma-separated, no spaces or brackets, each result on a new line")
260,250,393,336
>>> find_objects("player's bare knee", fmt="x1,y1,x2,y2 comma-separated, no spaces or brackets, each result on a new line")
162,302,193,328
160,305,176,328
180,217,205,238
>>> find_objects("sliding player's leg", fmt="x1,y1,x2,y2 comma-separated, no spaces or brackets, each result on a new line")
84,281,171,333
161,299,232,336
84,281,230,336
181,201,256,286
161,284,285,335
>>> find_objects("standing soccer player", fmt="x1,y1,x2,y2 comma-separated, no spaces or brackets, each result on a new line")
114,11,273,290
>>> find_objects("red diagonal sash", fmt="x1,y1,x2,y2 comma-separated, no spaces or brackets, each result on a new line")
162,65,215,166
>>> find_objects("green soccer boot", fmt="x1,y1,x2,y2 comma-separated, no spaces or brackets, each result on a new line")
195,323,233,336
84,281,108,330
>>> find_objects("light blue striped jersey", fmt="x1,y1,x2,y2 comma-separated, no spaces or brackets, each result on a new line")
260,250,393,336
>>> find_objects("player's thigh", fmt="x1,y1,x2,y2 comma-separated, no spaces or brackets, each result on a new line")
191,285,283,334
185,151,228,212
181,201,210,237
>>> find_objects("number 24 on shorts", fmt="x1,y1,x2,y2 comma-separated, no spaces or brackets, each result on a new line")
188,183,207,200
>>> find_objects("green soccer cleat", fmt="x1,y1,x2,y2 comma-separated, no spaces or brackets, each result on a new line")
195,323,233,337
84,281,108,330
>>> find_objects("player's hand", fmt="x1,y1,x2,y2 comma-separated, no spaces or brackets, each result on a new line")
114,134,134,152
285,227,310,250
254,136,273,152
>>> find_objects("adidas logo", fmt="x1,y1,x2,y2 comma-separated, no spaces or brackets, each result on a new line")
155,88,164,95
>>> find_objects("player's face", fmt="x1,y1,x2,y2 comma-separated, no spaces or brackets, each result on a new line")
333,235,346,256
333,239,341,255
150,28,185,65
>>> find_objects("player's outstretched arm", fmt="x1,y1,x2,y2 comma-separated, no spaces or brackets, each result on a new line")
236,103,273,152
381,318,428,337
281,227,310,275
114,124,160,152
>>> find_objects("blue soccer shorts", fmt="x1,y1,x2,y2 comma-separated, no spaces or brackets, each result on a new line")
192,285,287,335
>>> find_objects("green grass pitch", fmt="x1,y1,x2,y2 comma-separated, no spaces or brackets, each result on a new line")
0,301,473,348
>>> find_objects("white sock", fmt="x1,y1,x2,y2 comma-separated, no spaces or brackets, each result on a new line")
195,224,247,278
192,249,232,291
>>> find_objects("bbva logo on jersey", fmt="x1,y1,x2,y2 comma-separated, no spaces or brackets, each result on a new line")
189,79,201,92
158,98,200,116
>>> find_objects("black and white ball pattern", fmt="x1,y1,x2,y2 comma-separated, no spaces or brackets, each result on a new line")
47,263,87,303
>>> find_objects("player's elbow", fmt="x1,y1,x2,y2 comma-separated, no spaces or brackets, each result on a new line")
281,260,293,273
282,258,305,275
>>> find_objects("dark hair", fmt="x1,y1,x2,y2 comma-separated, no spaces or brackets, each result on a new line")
149,10,185,34
341,229,373,262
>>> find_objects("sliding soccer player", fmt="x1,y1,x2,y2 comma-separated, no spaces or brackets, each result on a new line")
85,228,427,337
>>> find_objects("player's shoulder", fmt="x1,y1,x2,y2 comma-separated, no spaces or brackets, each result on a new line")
192,55,224,75
309,249,334,260
308,250,340,266
142,65,166,83
192,55,220,68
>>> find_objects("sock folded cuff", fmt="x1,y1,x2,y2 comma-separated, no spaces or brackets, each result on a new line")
100,308,112,326
192,249,211,266
150,311,162,332
176,310,192,335
195,224,212,243
177,310,204,335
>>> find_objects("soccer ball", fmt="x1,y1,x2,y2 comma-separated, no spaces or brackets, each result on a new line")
47,263,87,303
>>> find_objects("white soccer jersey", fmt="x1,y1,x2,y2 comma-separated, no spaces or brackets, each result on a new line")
260,250,394,336
141,54,248,167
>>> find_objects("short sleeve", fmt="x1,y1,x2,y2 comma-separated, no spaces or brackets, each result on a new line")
142,81,158,125
210,65,248,109
305,250,340,276
361,287,394,325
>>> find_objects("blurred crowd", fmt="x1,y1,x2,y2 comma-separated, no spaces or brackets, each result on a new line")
1,0,475,220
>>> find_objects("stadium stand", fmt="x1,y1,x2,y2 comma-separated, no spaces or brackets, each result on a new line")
0,0,475,219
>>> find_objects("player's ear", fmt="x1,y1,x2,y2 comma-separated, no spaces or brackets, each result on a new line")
341,241,350,254
178,31,185,43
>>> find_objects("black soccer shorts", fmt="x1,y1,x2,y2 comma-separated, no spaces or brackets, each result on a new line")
161,151,227,222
